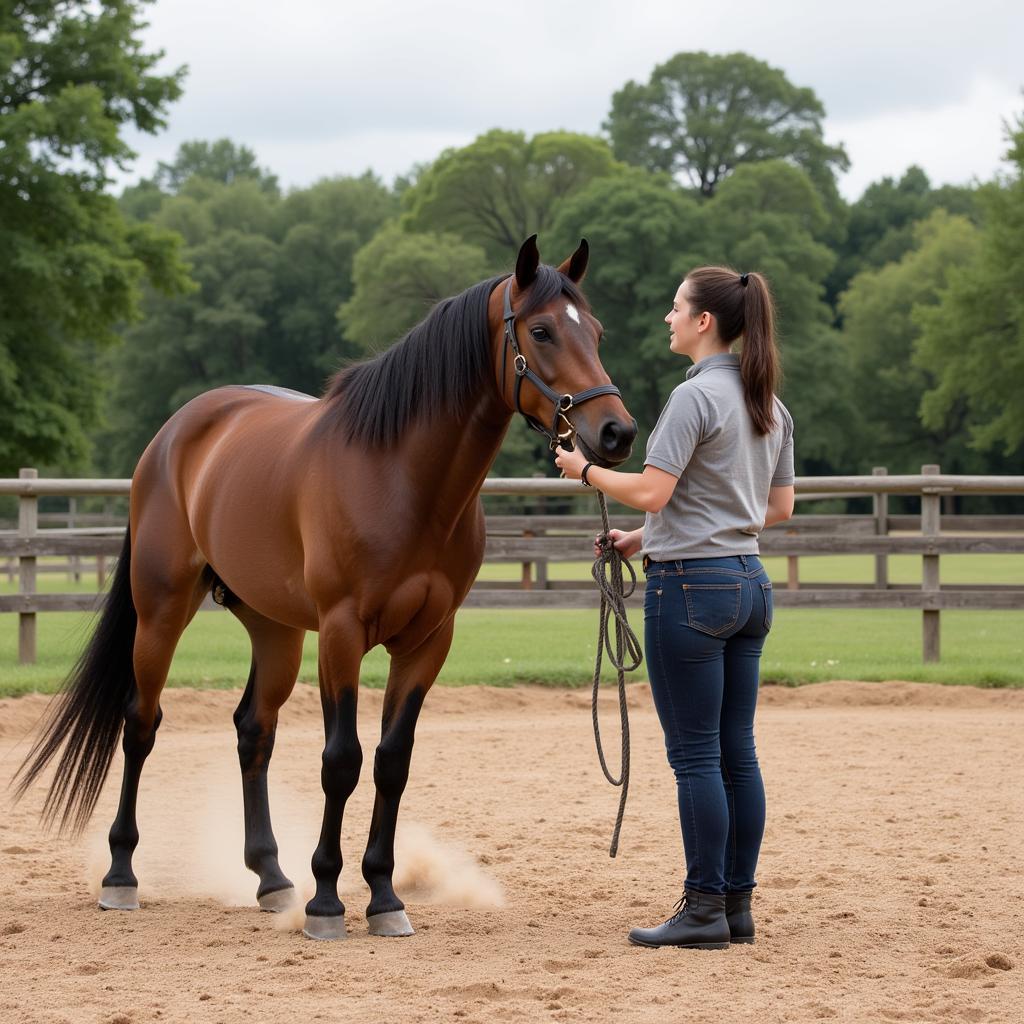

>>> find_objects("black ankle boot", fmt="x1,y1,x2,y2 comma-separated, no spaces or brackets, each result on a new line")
627,889,730,950
725,890,755,944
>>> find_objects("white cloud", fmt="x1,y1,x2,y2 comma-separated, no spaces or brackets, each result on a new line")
832,76,1021,198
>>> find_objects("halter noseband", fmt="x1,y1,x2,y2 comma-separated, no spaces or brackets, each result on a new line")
501,277,622,452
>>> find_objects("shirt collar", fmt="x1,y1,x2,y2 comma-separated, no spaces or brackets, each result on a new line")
685,352,740,381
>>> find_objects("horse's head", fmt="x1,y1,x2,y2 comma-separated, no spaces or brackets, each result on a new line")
494,236,636,467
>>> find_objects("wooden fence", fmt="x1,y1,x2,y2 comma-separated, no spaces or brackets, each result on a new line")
3,466,1023,666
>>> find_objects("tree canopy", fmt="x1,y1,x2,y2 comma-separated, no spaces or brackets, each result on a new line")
0,0,189,473
839,210,982,472
915,115,1024,457
338,224,490,354
154,139,280,194
828,166,978,305
98,167,396,473
605,51,848,199
401,129,623,265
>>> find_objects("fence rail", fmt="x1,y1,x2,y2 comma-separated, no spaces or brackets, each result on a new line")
3,466,1023,665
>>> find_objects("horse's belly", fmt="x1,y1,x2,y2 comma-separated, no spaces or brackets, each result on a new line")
183,420,318,629
214,548,319,630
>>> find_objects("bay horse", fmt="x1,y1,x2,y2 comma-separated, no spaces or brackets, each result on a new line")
15,236,636,940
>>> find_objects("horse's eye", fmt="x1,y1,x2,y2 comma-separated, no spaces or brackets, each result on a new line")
530,327,551,343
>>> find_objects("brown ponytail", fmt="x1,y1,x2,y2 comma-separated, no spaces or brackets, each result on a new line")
683,266,780,435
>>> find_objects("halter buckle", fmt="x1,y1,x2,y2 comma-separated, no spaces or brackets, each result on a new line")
555,410,576,442
558,393,574,412
513,353,528,376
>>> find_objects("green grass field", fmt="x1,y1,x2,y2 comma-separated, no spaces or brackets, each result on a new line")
2,605,1022,698
7,552,1023,594
2,553,1021,697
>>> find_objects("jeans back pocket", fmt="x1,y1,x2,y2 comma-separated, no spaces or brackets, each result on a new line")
681,583,742,637
761,581,773,632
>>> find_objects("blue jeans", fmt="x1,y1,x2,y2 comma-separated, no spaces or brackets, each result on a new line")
643,554,771,896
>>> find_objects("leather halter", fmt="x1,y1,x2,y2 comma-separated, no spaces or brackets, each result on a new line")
501,277,622,452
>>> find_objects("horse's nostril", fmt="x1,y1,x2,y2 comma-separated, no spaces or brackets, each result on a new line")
600,419,636,457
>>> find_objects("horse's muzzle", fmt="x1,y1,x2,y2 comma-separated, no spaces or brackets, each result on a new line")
579,417,637,467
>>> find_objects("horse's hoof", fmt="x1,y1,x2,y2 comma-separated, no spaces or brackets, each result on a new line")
302,914,347,941
98,886,140,911
258,887,297,913
367,909,414,937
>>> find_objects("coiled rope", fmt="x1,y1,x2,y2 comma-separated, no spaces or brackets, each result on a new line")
590,491,643,857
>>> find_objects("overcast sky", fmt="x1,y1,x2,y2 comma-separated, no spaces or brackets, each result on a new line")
117,0,1024,200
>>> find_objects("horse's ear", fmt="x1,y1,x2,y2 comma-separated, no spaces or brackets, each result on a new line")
515,234,540,290
557,238,589,283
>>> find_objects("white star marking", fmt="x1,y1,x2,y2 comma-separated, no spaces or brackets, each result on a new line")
566,303,580,325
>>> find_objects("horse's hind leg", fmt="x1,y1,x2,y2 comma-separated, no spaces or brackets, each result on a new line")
361,617,453,937
100,538,209,910
229,603,304,911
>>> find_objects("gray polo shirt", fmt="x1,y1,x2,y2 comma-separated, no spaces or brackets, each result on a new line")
642,352,794,560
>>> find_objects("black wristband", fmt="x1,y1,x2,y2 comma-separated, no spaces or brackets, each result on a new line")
580,462,594,487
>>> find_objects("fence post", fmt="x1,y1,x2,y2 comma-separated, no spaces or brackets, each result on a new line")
97,497,116,587
521,528,534,591
18,468,38,665
873,467,889,589
535,527,549,590
921,464,941,663
69,496,82,583
787,555,799,591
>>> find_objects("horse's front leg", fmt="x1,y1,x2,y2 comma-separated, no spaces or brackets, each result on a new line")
304,608,365,941
362,616,454,936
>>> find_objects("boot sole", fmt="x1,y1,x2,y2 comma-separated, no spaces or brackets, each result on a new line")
628,936,730,950
730,936,755,944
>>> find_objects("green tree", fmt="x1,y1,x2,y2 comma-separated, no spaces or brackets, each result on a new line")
605,51,848,199
402,129,622,265
274,174,399,379
915,114,1024,457
829,166,977,305
118,138,280,222
154,138,279,194
838,210,982,472
0,0,188,474
339,224,490,353
98,170,395,473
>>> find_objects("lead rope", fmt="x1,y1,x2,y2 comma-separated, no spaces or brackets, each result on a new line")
590,491,643,857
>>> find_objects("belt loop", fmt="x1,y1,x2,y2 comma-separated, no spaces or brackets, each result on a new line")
642,554,651,573
740,554,748,569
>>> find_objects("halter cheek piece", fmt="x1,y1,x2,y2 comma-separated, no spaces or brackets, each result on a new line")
501,278,622,452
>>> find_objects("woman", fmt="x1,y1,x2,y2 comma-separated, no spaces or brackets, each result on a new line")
554,267,795,950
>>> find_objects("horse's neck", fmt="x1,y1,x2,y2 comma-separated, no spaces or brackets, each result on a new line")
400,394,512,527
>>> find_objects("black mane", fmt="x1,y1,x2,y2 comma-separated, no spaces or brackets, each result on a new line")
322,265,589,447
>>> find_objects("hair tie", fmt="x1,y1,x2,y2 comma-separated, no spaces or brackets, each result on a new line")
739,273,749,287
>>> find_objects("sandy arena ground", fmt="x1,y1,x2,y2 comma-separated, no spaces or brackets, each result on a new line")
0,679,1021,1024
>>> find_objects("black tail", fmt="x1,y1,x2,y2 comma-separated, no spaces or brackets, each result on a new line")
13,528,138,835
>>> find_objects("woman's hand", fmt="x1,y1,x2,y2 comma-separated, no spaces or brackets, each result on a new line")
594,528,643,559
553,444,588,481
